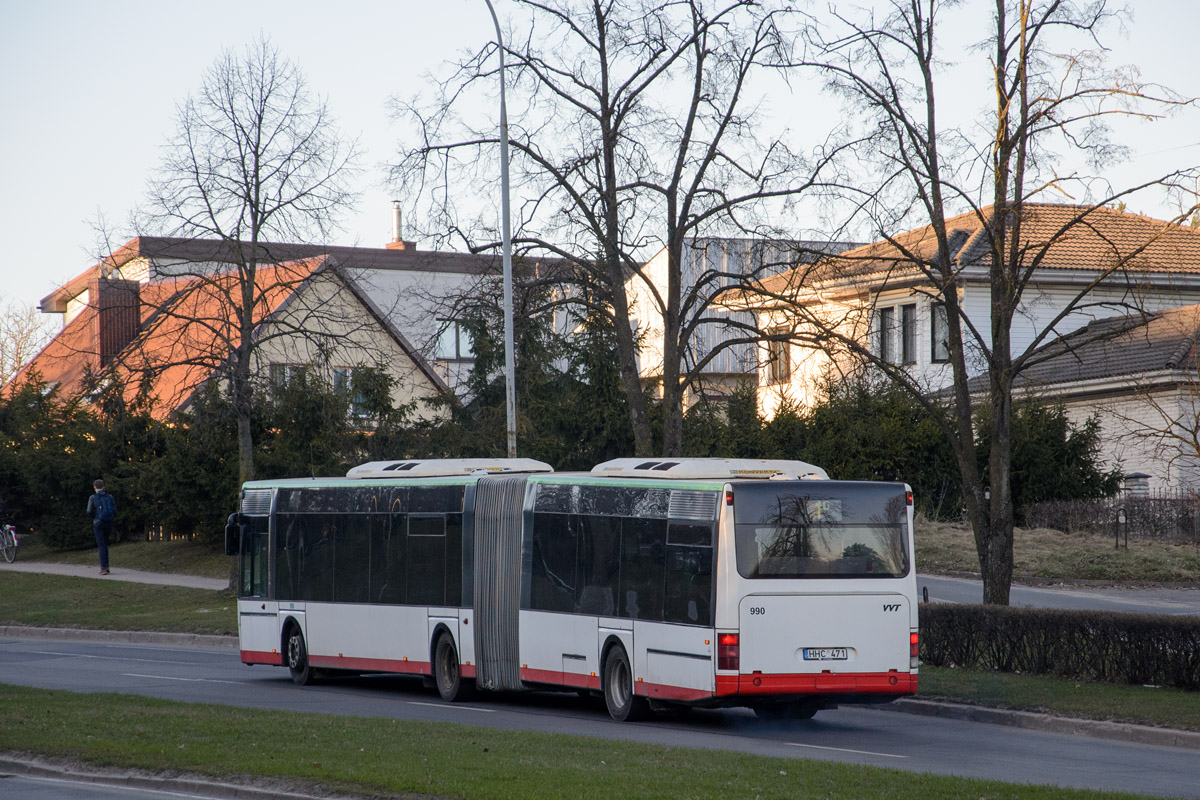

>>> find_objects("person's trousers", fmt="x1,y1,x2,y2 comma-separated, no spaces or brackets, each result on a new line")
94,520,111,569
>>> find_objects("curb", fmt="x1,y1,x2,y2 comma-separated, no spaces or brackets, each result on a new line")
0,754,366,800
0,626,238,650
882,698,1200,751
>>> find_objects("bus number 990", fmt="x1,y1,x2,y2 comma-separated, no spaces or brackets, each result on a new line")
749,607,766,616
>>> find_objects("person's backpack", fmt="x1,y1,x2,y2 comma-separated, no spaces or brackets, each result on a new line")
97,492,116,522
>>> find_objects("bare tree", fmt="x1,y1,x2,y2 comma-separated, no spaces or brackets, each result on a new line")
393,0,838,456
133,36,360,483
753,0,1197,603
0,296,54,388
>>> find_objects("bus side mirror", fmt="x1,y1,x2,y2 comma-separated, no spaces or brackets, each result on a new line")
225,513,243,556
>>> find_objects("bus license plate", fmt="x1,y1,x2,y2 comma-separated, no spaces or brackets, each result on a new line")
803,648,848,661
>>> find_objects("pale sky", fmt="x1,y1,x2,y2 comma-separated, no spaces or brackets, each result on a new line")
2,0,1198,312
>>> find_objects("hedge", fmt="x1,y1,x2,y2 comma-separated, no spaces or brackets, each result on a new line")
920,603,1200,691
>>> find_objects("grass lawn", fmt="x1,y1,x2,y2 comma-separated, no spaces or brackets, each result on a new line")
919,666,1200,731
915,517,1200,583
14,537,235,581
0,572,236,635
0,684,1163,800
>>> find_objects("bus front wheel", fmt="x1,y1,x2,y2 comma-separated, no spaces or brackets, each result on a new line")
434,632,474,702
602,645,648,722
286,626,315,686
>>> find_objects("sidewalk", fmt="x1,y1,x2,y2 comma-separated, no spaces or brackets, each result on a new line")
0,560,229,591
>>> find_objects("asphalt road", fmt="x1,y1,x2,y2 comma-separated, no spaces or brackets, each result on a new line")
918,573,1200,615
1,636,1196,798
0,774,222,800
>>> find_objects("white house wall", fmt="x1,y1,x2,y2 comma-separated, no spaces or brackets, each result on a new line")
1059,388,1200,492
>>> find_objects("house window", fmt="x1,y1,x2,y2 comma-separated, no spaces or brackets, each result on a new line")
765,331,791,384
333,367,372,417
436,320,474,361
930,303,950,363
269,364,306,389
901,303,917,365
876,306,895,363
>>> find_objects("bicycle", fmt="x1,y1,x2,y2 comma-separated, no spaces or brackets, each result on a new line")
0,524,17,563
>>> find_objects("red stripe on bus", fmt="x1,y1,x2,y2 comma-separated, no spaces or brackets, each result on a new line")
461,664,477,679
635,681,712,702
719,671,918,696
308,654,430,675
520,667,601,691
241,650,283,666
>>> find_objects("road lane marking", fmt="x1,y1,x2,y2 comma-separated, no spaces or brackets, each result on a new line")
124,672,245,685
786,742,905,759
31,650,194,665
408,701,495,713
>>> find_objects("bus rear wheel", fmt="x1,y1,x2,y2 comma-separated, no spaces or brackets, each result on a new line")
602,645,648,722
434,632,474,702
286,626,315,686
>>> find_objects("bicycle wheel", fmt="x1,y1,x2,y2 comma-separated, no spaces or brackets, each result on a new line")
1,531,13,563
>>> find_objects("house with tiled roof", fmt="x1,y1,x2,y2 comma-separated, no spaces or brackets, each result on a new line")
13,252,450,421
19,229,573,416
727,203,1200,488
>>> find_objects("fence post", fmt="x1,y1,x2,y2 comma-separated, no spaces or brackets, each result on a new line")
1115,507,1127,550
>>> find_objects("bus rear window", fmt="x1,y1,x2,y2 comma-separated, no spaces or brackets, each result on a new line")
732,482,910,579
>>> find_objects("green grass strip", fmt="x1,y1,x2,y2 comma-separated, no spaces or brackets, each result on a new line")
14,538,235,580
920,665,1200,731
0,684,1163,800
0,572,236,635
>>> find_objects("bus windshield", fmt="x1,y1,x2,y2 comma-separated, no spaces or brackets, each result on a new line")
733,482,909,579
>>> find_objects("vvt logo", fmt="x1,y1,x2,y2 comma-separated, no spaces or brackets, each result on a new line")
882,603,901,612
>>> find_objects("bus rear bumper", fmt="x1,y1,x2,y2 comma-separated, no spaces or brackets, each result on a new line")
715,671,917,697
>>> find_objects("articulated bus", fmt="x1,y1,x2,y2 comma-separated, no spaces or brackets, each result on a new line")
228,457,918,721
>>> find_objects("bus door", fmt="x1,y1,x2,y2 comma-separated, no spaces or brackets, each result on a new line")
236,512,281,664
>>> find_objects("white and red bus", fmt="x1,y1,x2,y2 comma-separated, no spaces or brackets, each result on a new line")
229,457,918,721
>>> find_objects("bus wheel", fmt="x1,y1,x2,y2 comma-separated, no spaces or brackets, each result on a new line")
434,632,474,702
602,645,648,722
286,626,315,686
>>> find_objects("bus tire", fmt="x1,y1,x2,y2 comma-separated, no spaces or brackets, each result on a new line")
602,645,648,722
434,632,474,702
285,625,316,686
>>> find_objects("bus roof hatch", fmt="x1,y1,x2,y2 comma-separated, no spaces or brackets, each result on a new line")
590,458,828,481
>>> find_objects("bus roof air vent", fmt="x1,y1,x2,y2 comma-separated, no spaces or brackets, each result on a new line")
590,458,828,481
347,458,554,479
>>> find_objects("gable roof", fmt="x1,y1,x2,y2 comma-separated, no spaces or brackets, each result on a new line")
41,236,519,314
12,256,448,418
753,204,1200,298
1011,304,1200,390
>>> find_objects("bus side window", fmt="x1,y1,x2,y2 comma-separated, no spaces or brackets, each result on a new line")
335,513,371,603
446,513,464,607
530,512,576,613
298,514,335,602
575,516,620,616
407,515,446,605
240,526,269,598
371,511,406,604
619,517,665,621
664,545,713,626
275,514,300,601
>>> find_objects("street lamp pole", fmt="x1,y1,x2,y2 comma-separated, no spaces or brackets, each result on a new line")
483,0,518,458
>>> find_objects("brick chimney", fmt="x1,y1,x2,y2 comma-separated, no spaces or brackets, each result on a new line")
89,278,141,367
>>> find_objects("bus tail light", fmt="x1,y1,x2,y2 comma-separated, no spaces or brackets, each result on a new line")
906,490,913,506
717,633,740,671
910,631,919,668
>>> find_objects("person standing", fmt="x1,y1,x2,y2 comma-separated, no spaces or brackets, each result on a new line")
86,479,116,575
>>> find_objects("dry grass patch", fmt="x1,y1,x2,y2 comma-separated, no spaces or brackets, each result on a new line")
915,516,1200,582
